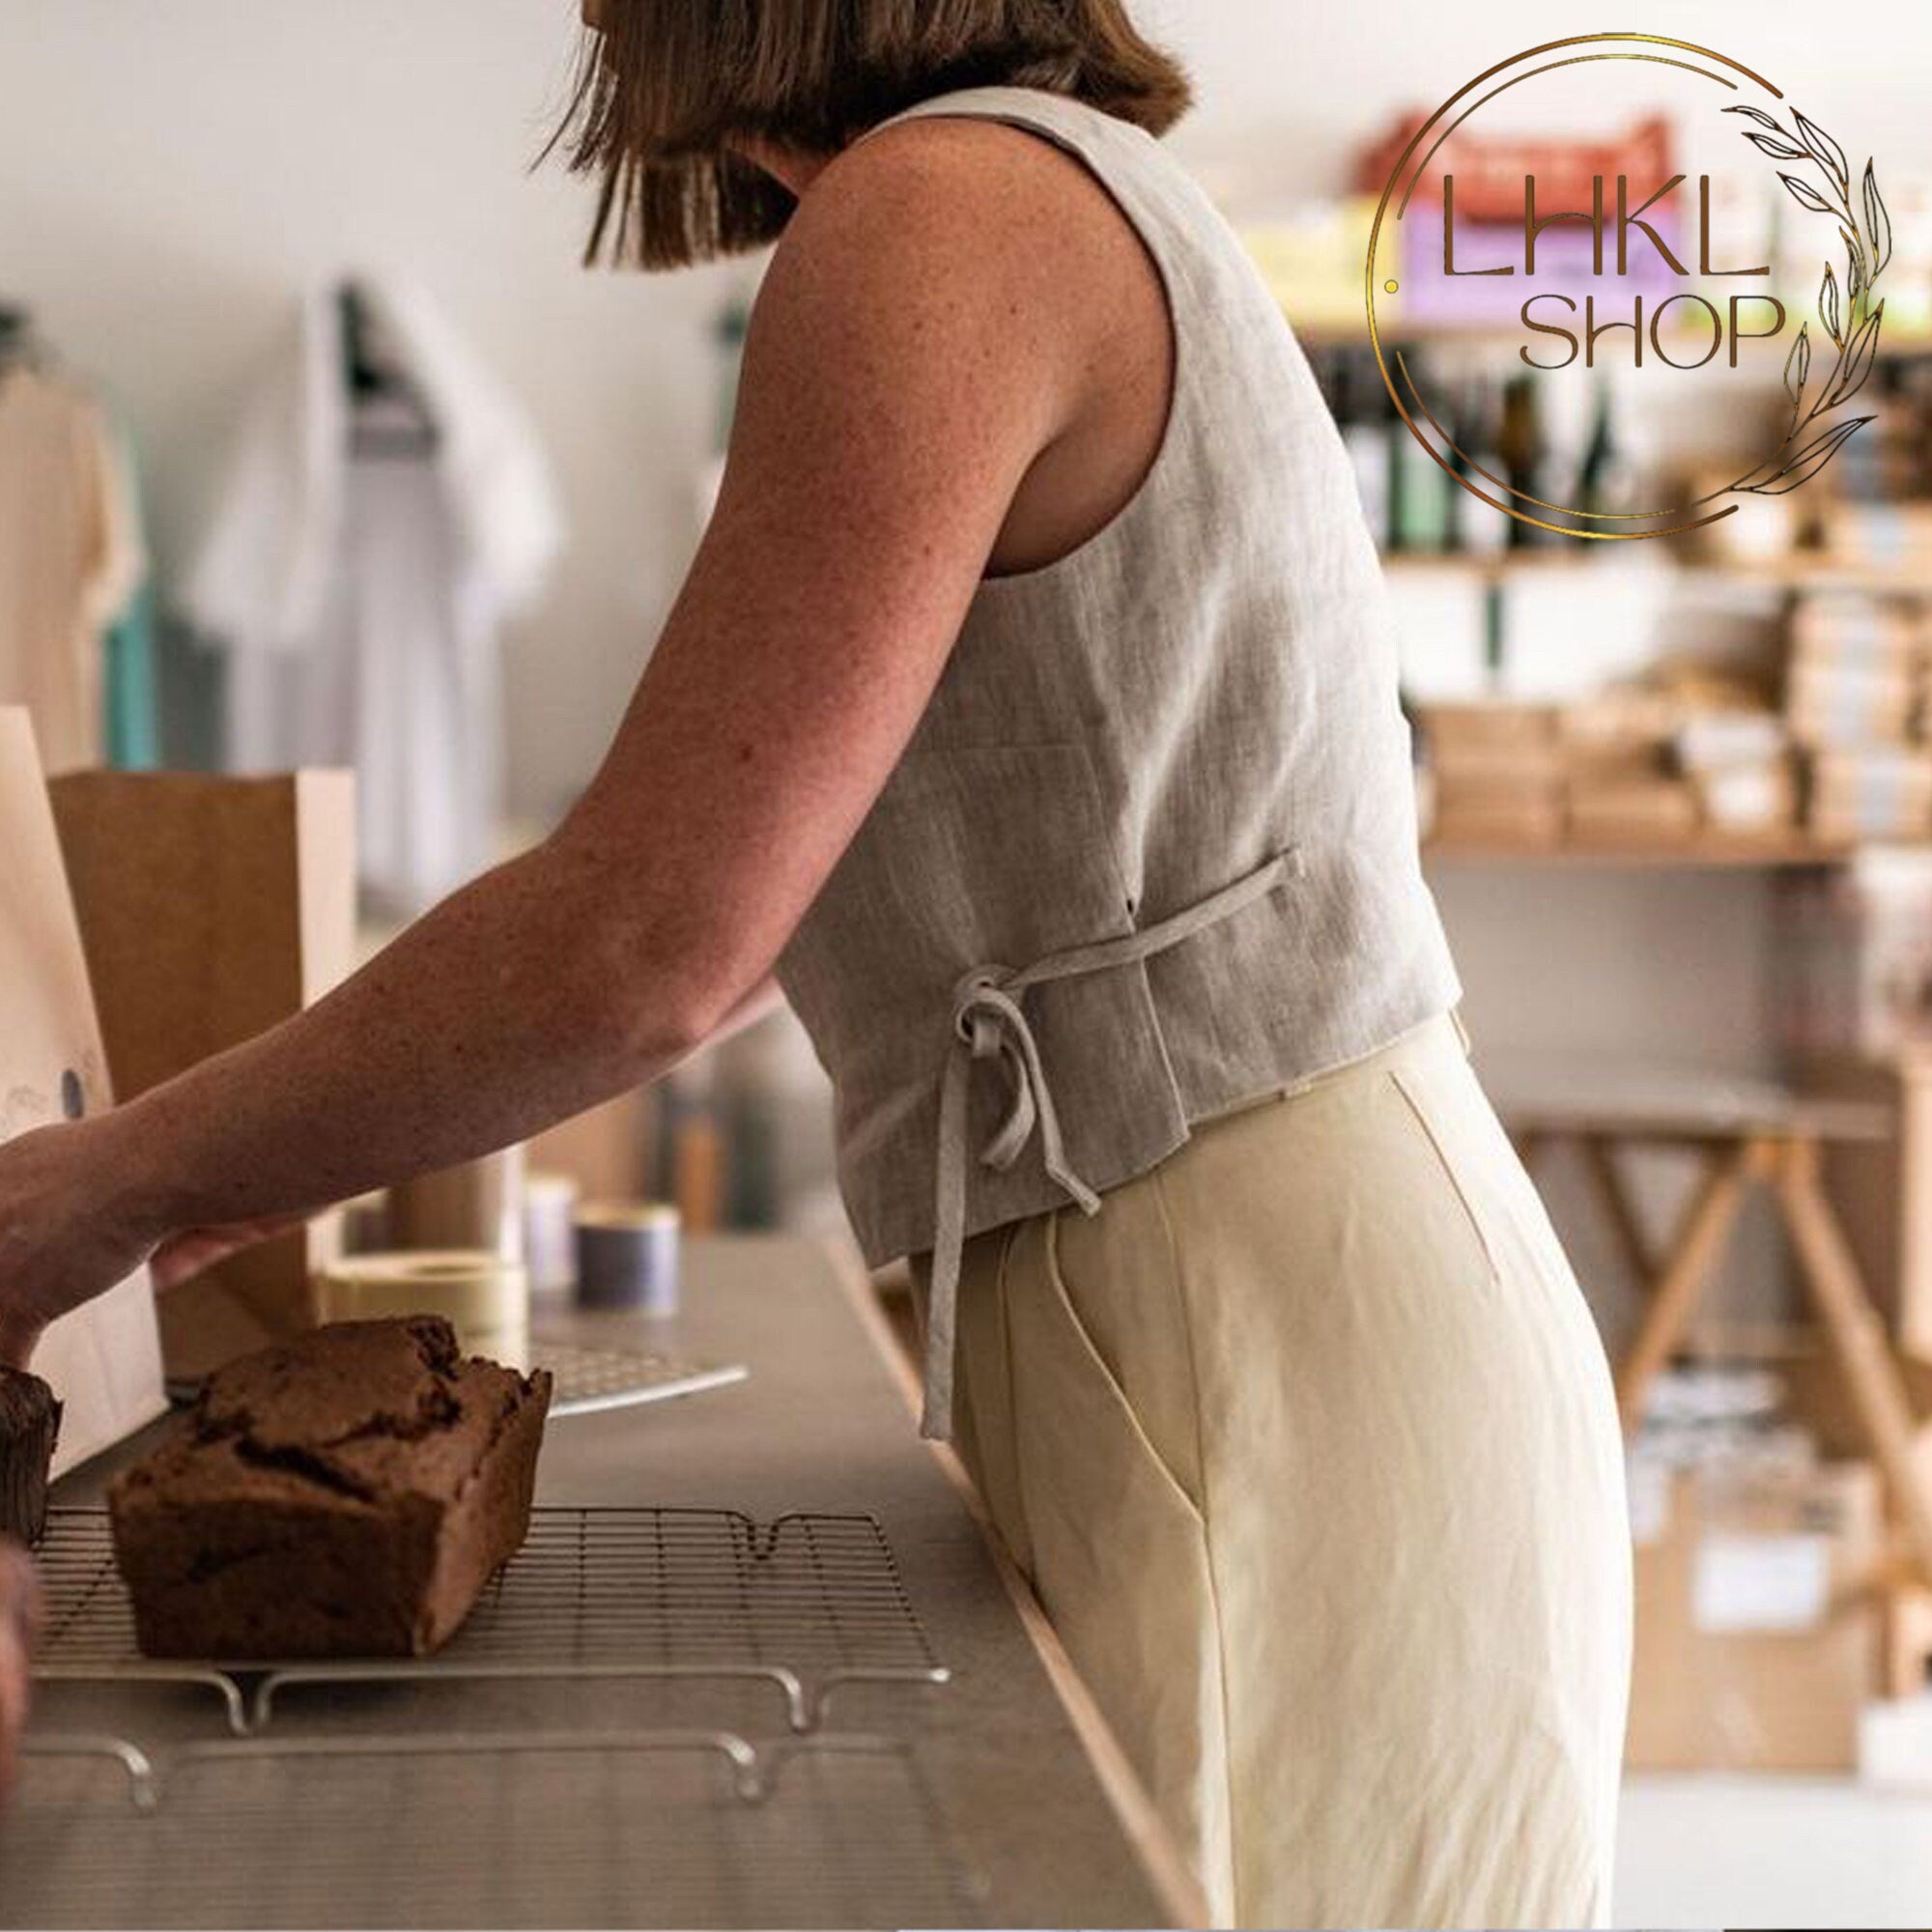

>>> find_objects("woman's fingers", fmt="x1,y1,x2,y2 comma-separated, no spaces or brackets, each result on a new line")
149,1215,302,1294
0,1540,39,1811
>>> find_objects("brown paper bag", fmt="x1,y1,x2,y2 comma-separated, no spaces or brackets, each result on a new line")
48,767,356,1378
0,709,166,1472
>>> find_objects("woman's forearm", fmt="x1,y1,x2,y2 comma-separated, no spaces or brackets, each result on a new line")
98,828,751,1240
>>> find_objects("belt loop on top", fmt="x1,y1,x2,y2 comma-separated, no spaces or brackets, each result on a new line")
920,845,1302,1439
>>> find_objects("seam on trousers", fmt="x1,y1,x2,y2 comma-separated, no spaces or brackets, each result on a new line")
1389,1065,1502,1286
1151,1161,1241,1929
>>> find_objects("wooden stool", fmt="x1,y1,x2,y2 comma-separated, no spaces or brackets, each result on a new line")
1495,1062,1932,1601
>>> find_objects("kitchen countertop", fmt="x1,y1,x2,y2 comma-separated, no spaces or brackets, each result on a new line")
15,1235,1202,1929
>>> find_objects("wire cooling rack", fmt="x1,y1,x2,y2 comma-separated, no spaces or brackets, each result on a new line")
3,1731,986,1929
32,1506,949,1735
538,1341,748,1418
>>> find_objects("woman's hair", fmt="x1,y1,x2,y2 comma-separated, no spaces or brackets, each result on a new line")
549,1,1192,270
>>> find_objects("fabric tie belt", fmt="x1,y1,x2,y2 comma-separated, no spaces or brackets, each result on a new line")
923,847,1302,1438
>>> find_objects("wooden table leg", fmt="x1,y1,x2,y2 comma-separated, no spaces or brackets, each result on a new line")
1884,1582,1932,1700
1615,1140,1758,1435
1895,1049,1932,1364
1579,1133,1658,1293
1778,1135,1932,1590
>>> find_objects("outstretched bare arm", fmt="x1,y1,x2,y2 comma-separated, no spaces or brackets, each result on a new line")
0,123,1088,1366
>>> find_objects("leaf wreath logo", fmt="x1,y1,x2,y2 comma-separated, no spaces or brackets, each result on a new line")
1725,103,1891,495
1362,37,1906,539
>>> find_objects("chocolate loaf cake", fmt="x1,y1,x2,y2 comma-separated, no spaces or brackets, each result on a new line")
0,1368,61,1546
108,1317,550,1659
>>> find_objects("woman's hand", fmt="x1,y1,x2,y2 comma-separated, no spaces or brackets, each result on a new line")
149,1216,303,1294
0,1119,154,1370
0,1541,38,1810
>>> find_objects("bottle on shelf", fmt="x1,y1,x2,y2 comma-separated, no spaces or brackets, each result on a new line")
1326,345,1395,551
1390,349,1455,554
1449,376,1511,556
1496,374,1558,548
1576,379,1638,524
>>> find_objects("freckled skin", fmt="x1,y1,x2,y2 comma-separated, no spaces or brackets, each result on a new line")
0,117,1172,1364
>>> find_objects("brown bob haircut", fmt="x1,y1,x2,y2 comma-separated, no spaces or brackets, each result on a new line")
552,1,1193,270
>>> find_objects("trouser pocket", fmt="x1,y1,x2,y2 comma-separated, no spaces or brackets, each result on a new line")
953,1201,1235,1924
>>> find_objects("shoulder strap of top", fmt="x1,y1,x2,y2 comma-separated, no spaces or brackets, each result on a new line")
856,85,1161,199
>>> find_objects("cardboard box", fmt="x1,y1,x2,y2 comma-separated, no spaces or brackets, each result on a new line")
48,770,357,1378
1430,741,1567,790
1808,747,1932,840
1787,656,1920,748
1823,501,1932,570
1567,776,1701,844
1627,1455,1881,1772
1429,794,1564,849
1423,705,1567,846
1561,689,1680,754
1792,593,1924,669
1420,702,1560,755
0,710,168,1471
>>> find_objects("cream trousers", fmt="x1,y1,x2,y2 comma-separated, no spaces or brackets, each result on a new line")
927,1012,1632,1928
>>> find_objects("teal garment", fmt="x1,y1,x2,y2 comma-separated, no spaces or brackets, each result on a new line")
104,582,159,770
101,417,158,770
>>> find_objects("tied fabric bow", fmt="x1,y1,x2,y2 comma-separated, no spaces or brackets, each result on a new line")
918,848,1302,1439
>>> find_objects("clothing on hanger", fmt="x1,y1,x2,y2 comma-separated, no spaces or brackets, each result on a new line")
182,275,563,915
0,331,146,777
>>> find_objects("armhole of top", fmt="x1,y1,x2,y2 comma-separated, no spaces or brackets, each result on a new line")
866,102,1186,593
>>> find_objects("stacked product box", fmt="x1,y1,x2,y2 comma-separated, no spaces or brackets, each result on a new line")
1674,709,1798,838
1627,1367,1882,1773
1785,592,1932,841
1561,689,1701,845
1421,692,1799,847
1419,702,1564,847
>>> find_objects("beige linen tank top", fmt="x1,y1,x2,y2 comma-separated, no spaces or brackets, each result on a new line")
773,87,1461,1435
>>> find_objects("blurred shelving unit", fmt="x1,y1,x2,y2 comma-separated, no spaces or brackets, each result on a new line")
1385,552,1932,595
1423,831,1868,867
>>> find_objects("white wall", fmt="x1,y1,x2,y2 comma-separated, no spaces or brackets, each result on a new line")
0,0,744,816
3,0,1927,815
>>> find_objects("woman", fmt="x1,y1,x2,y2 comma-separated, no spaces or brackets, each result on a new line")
0,3,1631,1920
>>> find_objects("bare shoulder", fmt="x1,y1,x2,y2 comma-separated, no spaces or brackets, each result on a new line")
762,111,1154,368
811,112,1136,260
